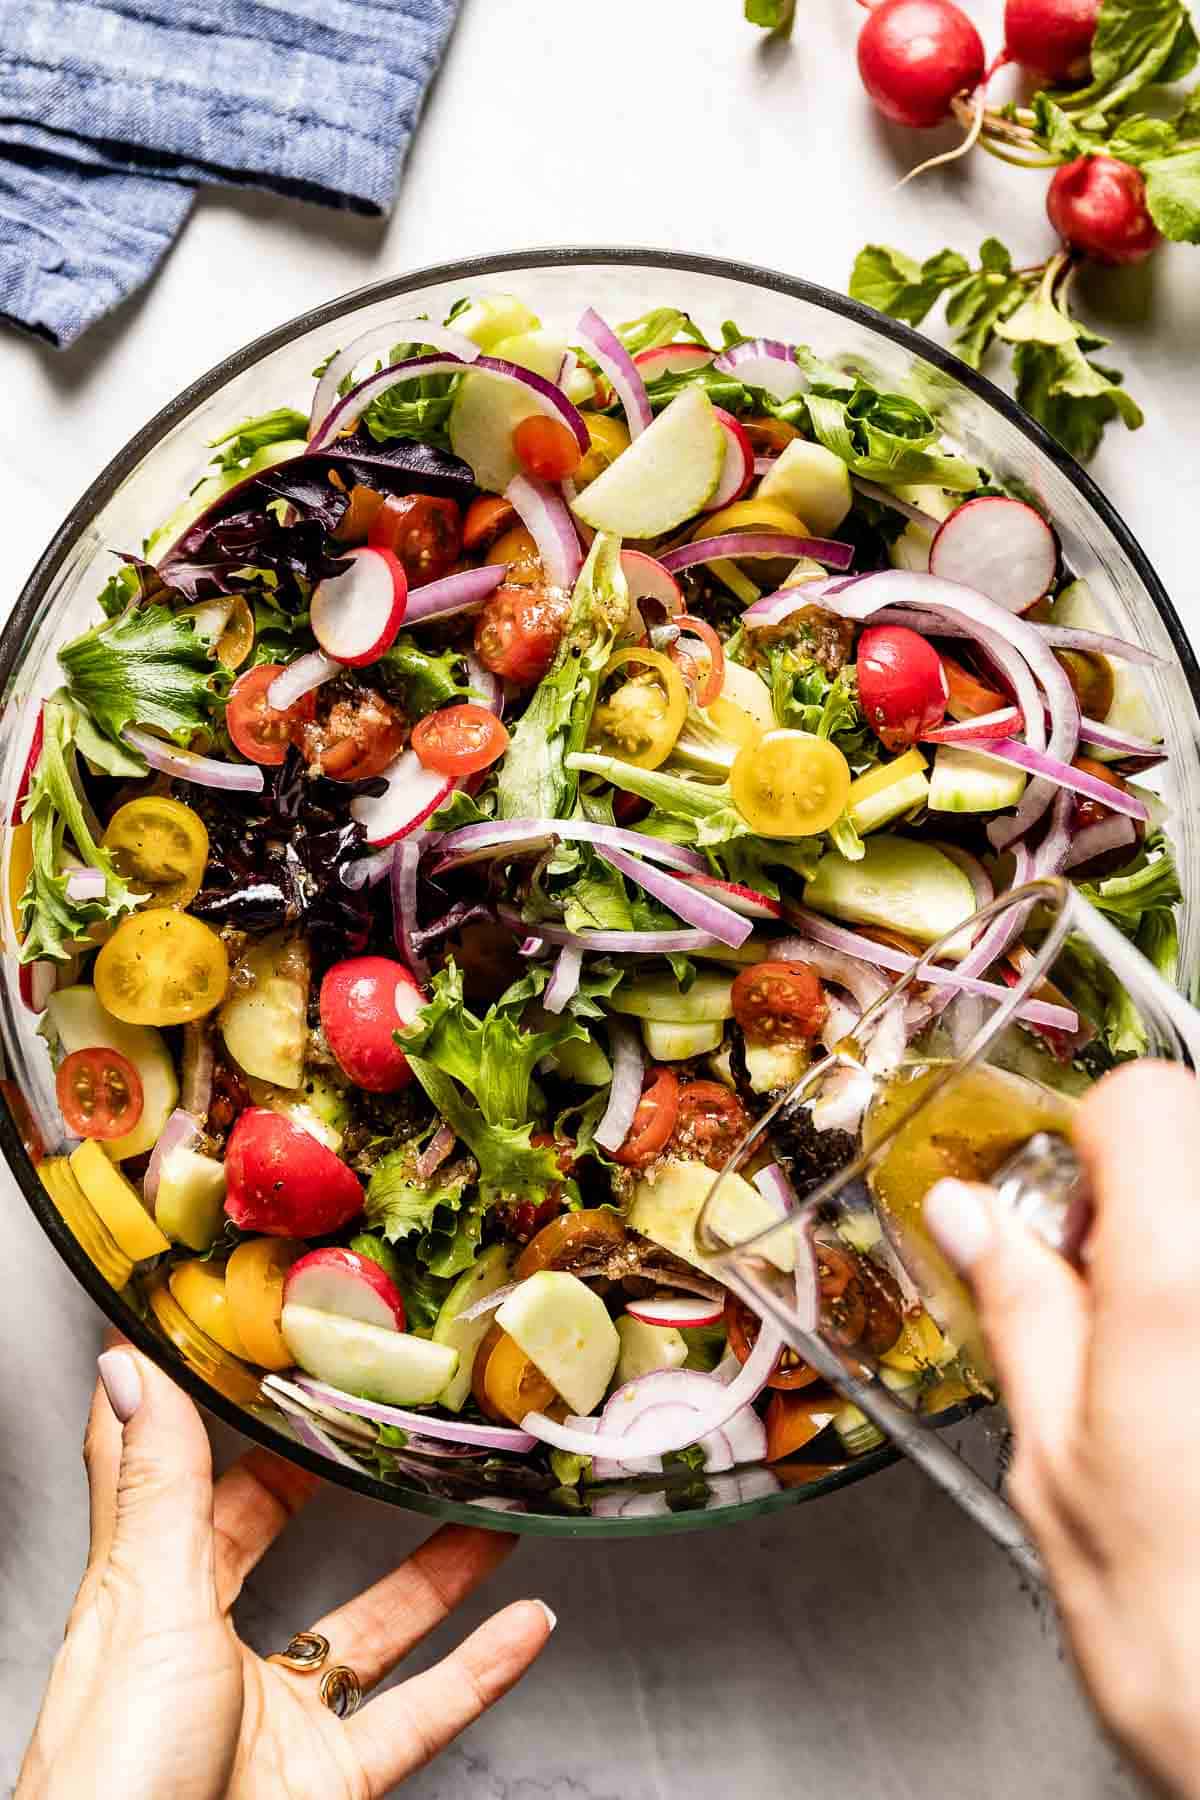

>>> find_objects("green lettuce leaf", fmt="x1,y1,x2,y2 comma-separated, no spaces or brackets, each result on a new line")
803,384,979,490
496,532,630,819
347,1232,455,1333
744,0,795,26
363,1145,473,1244
377,638,472,719
57,603,218,748
1078,832,1180,927
207,408,310,473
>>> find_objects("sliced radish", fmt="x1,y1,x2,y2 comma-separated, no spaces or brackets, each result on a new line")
705,409,755,511
922,705,1023,745
681,872,782,921
620,549,684,619
311,547,408,666
19,959,56,1014
929,497,1058,615
285,1248,408,1332
393,975,424,1027
281,1304,457,1407
350,747,453,846
625,1295,725,1329
633,344,715,380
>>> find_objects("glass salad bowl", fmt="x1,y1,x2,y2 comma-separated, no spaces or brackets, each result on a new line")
3,248,1199,1539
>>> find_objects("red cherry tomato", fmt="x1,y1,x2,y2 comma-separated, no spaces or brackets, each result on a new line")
613,1067,681,1170
512,416,583,482
224,1109,364,1237
940,652,1008,721
319,956,422,1094
290,684,406,782
669,1081,752,1171
411,704,510,779
856,625,948,752
474,584,571,685
724,1295,819,1390
55,1047,144,1141
731,961,828,1045
462,496,518,552
227,665,316,767
499,1132,577,1241
367,493,462,587
672,616,725,709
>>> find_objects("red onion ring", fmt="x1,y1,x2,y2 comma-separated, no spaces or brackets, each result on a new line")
595,846,751,950
1062,815,1137,870
505,473,583,590
268,651,340,711
391,836,428,983
293,1377,537,1451
415,1122,456,1180
144,1107,202,1205
403,563,506,626
594,1018,643,1153
341,846,395,891
662,532,854,576
433,817,704,875
308,318,480,436
65,867,105,902
976,741,1149,820
123,727,265,793
310,354,588,458
1078,715,1162,756
576,307,652,437
851,476,941,528
463,651,503,717
713,338,807,401
543,944,583,1014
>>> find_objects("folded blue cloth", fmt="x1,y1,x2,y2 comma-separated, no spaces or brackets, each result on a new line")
0,0,461,346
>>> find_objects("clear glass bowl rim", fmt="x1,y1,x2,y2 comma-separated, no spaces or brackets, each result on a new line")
3,244,1197,1538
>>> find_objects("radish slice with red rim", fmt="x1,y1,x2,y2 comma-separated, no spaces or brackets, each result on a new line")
625,1295,725,1329
679,872,782,922
704,409,755,511
929,496,1058,615
713,338,807,402
632,343,714,380
350,748,453,846
310,546,408,667
619,549,684,621
922,705,1022,745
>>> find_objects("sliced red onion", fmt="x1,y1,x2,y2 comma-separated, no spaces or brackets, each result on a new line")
390,836,428,983
595,846,751,950
264,1373,378,1442
341,845,395,890
290,1413,362,1469
851,476,941,527
499,904,722,953
753,1162,817,1334
577,307,652,437
181,1020,214,1117
661,532,854,576
415,1122,456,1181
557,347,579,391
1034,623,1163,666
519,934,546,956
930,841,994,912
595,1018,643,1153
293,1377,537,1451
463,651,503,717
505,473,582,590
780,908,1078,1033
973,741,1149,821
308,318,480,436
311,354,588,458
1062,815,1137,870
65,867,106,902
123,727,265,794
144,1108,202,1206
544,944,583,1013
713,338,807,402
524,1317,784,1463
268,651,340,711
1078,715,1162,756
404,563,506,626
923,706,1022,745
434,817,704,875
459,1279,525,1325
776,938,902,1073
593,1402,737,1479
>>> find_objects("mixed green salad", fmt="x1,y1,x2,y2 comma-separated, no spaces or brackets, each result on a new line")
7,290,1181,1502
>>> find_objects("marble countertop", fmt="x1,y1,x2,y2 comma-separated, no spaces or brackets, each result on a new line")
2,0,1194,1792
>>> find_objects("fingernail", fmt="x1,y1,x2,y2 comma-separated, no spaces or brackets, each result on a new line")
97,1349,142,1424
925,1179,993,1272
533,1599,557,1633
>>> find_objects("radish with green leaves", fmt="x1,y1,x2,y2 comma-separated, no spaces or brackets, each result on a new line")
856,0,985,129
1047,155,1162,265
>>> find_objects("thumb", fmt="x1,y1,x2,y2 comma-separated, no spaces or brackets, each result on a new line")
924,1179,1090,1464
88,1337,217,1615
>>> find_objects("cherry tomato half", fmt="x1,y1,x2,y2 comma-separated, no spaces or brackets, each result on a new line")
589,647,689,770
101,796,209,909
462,496,517,552
473,1325,557,1426
512,415,582,482
856,625,948,752
764,1388,840,1463
227,664,315,767
334,484,386,544
55,1047,144,1141
724,1294,819,1390
1072,754,1130,829
290,683,406,782
730,729,850,837
940,653,1007,723
474,584,570,685
669,1082,752,1171
613,1067,681,1170
515,1206,626,1278
485,525,545,587
94,910,229,1027
319,956,421,1094
411,703,510,778
1056,649,1115,723
367,493,462,588
731,961,828,1045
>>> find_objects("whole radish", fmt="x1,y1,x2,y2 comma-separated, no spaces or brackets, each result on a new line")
1003,0,1101,82
857,0,986,129
1047,155,1161,265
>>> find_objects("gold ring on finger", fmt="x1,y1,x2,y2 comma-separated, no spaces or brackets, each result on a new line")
320,1665,362,1720
268,1631,330,1673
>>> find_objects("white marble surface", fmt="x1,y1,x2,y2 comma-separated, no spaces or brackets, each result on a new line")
1,0,1195,1791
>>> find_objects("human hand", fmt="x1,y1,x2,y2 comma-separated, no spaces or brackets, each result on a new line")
17,1336,554,1800
925,1060,1200,1800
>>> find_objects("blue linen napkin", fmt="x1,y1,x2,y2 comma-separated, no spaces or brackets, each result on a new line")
0,0,461,347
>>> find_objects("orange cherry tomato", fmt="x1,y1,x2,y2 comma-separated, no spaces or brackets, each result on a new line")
367,493,462,587
56,1047,144,1142
485,525,545,587
333,483,386,544
724,1294,820,1391
613,1067,681,1170
462,496,518,552
473,1326,557,1426
1072,754,1132,829
515,1207,627,1279
411,703,510,778
669,1081,752,1171
671,616,725,709
227,665,316,767
731,961,828,1046
741,416,800,455
474,584,570,685
940,653,1008,722
764,1388,840,1463
512,415,583,482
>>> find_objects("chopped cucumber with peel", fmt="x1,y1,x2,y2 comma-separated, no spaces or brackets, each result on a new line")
846,750,931,835
220,931,310,1090
432,1244,515,1411
756,439,852,536
804,835,976,950
615,1314,688,1386
453,294,541,350
641,1018,724,1061
832,1400,886,1457
544,1034,612,1086
628,1158,794,1275
155,1147,227,1252
610,971,733,1024
280,1304,458,1407
495,1270,620,1417
744,1038,809,1095
928,745,1026,814
571,388,725,537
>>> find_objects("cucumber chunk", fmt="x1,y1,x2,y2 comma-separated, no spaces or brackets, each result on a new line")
756,439,852,536
1052,578,1158,741
281,1304,457,1406
544,1035,612,1086
491,329,568,381
744,1038,809,1095
609,971,733,1024
155,1147,227,1252
46,985,177,1161
928,745,1026,814
848,769,930,834
804,834,976,948
627,1157,794,1274
571,389,724,537
454,295,541,350
496,1270,619,1417
641,1018,724,1060
220,932,310,1089
432,1244,515,1411
615,1314,688,1386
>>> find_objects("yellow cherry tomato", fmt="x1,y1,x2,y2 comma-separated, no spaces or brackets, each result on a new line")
486,525,544,586
731,729,851,837
482,1330,558,1426
101,796,209,908
216,594,255,671
7,820,33,942
169,1260,251,1358
589,647,689,769
880,1308,947,1373
692,497,810,542
844,748,927,810
95,909,228,1026
147,1271,262,1406
224,1236,302,1371
575,414,631,489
